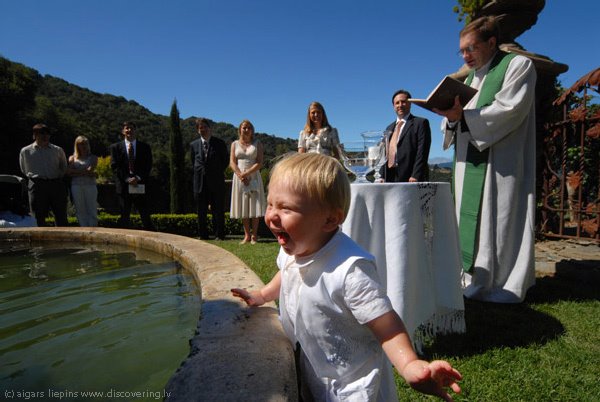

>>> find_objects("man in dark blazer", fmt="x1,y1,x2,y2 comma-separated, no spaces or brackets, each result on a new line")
382,89,431,182
190,118,229,240
110,121,155,231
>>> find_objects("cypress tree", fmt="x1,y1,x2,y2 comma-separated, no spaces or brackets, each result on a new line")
169,99,185,213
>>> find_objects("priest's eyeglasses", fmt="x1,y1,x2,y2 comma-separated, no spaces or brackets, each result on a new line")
457,43,483,56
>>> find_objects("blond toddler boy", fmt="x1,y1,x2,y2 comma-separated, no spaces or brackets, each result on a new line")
232,153,461,401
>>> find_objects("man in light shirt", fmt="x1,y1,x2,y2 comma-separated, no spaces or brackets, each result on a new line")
19,123,68,226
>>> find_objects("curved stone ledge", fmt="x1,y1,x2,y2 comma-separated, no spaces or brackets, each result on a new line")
0,227,297,401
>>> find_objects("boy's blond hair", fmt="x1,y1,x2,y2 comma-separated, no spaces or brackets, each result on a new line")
270,153,351,219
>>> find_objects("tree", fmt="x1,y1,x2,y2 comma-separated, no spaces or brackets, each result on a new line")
169,100,186,213
0,57,41,175
453,0,488,22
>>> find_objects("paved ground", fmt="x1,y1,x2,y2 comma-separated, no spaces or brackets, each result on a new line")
535,238,600,277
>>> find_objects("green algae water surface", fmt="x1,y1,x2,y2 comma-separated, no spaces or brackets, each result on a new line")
0,244,201,401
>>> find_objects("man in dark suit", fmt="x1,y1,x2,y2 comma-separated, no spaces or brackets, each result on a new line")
191,118,229,240
382,89,431,182
110,121,155,231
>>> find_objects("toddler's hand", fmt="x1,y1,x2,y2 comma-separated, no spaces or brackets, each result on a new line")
403,359,462,402
231,288,265,306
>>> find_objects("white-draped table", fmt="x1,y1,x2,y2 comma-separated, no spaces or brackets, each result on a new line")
341,182,465,350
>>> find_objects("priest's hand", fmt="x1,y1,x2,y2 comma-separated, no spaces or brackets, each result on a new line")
433,96,463,123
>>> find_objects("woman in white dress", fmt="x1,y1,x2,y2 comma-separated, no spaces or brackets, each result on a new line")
66,135,98,226
230,120,266,244
298,101,340,157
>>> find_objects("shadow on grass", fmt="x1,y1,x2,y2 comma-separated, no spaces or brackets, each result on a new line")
423,262,600,359
528,260,600,304
421,298,565,359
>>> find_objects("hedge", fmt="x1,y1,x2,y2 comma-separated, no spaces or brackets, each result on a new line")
45,212,273,239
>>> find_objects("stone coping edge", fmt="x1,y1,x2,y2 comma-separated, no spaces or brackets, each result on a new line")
0,227,298,402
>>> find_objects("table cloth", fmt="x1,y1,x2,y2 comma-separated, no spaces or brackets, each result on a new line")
341,182,465,350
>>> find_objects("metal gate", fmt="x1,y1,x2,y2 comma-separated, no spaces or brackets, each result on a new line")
540,69,599,242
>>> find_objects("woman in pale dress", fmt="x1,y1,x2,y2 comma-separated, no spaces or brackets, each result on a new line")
230,120,266,244
298,101,340,157
66,135,98,226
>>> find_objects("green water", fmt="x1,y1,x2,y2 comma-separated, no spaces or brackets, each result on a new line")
0,245,201,401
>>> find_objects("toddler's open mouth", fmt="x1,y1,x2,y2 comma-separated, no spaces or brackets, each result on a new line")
272,230,290,245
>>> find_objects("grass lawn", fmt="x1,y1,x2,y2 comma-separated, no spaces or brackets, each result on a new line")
208,238,600,402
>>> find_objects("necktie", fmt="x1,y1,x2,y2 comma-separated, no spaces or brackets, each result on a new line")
387,120,404,168
203,140,209,156
127,142,135,174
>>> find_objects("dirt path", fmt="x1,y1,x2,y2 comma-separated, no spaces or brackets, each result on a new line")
535,239,600,277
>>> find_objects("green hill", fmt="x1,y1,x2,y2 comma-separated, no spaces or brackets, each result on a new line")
1,56,297,211
1,55,296,172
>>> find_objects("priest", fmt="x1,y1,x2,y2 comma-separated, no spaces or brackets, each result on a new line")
433,16,537,303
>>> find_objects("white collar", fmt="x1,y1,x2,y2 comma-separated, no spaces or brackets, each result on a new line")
287,229,341,269
396,113,411,124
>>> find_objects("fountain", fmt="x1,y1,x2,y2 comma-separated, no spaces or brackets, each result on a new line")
0,227,297,401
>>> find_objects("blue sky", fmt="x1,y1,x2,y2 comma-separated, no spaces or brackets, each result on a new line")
1,0,598,162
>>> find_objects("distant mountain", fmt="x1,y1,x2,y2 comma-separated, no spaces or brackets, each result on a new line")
34,74,298,165
436,161,453,169
1,56,301,213
0,56,297,177
428,156,452,167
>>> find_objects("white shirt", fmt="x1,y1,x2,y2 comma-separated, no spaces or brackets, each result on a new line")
277,231,397,401
125,139,136,157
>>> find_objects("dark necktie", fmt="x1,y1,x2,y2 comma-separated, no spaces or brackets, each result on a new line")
203,140,209,157
127,142,135,174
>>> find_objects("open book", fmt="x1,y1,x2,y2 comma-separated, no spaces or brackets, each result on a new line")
409,75,478,112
